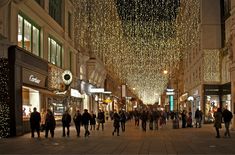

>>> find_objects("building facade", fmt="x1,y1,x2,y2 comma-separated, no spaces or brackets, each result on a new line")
182,0,233,123
0,0,85,136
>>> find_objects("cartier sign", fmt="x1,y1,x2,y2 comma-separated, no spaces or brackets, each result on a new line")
29,75,41,84
23,68,46,88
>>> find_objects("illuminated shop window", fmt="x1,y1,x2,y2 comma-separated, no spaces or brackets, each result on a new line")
17,14,40,56
48,37,62,67
22,86,40,120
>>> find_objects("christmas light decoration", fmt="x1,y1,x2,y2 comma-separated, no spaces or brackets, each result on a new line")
73,0,200,104
0,58,10,138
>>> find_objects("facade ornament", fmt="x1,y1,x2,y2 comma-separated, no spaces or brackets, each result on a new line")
227,35,233,61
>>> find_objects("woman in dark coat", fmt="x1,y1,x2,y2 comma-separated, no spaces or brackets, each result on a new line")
90,111,96,130
214,108,222,138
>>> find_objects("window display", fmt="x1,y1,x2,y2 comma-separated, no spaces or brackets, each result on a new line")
222,95,231,111
22,87,40,120
205,95,219,123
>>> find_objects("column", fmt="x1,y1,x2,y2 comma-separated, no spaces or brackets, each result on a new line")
229,6,235,129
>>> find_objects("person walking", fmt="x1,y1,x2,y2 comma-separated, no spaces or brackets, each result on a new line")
195,108,202,128
112,110,120,136
181,110,187,128
120,110,126,132
133,109,140,127
97,109,105,131
222,107,233,137
214,108,222,138
82,109,91,137
30,107,41,138
152,109,160,130
73,109,82,137
90,111,96,131
45,109,56,138
141,110,148,132
62,110,71,137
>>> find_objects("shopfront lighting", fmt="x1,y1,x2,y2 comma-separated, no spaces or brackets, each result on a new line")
163,70,168,75
187,96,194,101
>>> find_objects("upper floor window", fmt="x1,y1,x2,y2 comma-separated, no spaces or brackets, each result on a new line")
48,37,62,67
68,51,72,70
68,12,72,38
49,0,62,25
223,0,231,20
35,0,44,8
18,14,40,56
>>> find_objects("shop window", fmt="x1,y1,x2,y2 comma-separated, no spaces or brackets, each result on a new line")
205,95,219,123
18,14,40,56
48,37,62,67
22,87,40,120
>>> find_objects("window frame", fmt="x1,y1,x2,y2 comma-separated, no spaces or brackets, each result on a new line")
18,13,41,57
48,36,63,68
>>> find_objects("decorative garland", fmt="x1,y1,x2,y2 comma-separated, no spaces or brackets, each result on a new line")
0,58,10,138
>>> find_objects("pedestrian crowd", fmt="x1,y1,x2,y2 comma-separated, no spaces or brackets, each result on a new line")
29,107,233,139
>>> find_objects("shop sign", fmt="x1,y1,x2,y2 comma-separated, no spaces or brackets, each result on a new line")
71,88,82,98
89,87,104,93
166,92,175,95
29,75,41,84
23,68,46,88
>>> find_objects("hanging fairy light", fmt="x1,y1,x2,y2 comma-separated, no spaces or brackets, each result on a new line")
73,0,200,104
0,58,11,138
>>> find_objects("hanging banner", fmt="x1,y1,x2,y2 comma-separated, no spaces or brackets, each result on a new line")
121,84,126,98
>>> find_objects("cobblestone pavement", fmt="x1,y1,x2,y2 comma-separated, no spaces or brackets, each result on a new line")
0,120,235,155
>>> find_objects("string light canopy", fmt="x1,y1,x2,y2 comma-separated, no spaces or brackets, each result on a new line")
73,0,200,104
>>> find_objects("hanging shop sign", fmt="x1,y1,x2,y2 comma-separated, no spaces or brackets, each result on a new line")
62,70,73,85
121,84,126,97
89,87,104,93
70,88,82,98
22,68,46,88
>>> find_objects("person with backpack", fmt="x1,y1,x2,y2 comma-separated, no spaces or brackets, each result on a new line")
222,107,233,137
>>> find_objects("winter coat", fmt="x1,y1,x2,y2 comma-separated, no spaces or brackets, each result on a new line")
214,111,222,128
30,111,41,129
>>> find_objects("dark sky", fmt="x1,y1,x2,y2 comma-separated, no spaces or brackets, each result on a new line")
116,0,180,22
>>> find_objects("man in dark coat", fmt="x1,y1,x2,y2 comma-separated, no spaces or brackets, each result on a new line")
30,107,41,138
82,109,91,137
222,107,233,137
62,110,71,137
73,109,82,137
97,109,105,131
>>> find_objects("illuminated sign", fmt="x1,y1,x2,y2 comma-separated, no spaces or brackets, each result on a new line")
29,75,41,84
89,88,104,93
71,88,82,98
166,92,175,95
